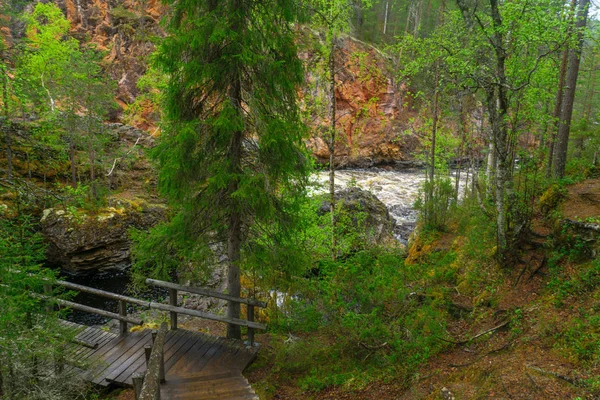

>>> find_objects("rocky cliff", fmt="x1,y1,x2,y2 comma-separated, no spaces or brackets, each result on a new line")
36,1,421,167
300,29,420,168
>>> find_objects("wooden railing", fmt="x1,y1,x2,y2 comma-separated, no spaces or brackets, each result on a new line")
146,278,267,345
41,277,266,344
133,322,168,400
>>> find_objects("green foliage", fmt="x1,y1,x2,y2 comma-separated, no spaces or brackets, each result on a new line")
415,176,455,231
132,0,311,287
0,211,87,399
549,256,600,307
265,247,448,392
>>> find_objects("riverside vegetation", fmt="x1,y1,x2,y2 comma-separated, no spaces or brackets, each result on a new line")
1,0,600,399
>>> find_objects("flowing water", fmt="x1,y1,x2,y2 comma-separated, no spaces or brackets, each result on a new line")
313,168,425,243
312,168,469,243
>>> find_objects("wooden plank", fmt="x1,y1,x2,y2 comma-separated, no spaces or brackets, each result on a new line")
93,331,154,385
55,298,144,325
167,334,221,376
146,279,267,307
67,329,117,371
88,331,151,384
174,337,227,376
147,301,266,330
138,322,168,400
118,329,198,386
105,329,186,384
71,329,118,362
163,332,214,375
55,279,153,306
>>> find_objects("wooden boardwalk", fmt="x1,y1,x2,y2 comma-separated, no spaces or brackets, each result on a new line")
63,321,259,399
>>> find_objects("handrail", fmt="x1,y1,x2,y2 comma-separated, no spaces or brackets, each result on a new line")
145,278,266,344
0,284,143,325
136,322,168,400
145,278,267,307
8,270,266,343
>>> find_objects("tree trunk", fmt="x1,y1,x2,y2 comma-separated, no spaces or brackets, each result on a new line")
226,22,243,338
427,65,440,223
553,0,591,179
546,0,576,178
2,67,13,181
489,0,511,261
485,140,496,198
70,141,77,188
329,32,337,260
383,1,389,35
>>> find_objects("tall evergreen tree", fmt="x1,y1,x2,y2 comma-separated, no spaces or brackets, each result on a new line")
152,0,309,339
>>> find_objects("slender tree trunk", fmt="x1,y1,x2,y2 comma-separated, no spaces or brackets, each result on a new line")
455,96,468,200
89,140,96,200
546,0,573,178
383,1,389,35
87,117,97,200
427,65,440,223
2,67,13,181
485,140,496,198
553,0,591,179
329,32,337,260
489,0,511,261
70,141,77,188
227,98,243,339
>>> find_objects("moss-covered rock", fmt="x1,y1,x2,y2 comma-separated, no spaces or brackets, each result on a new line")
41,198,166,274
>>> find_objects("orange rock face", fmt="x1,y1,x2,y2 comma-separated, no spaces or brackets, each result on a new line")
52,0,164,115
13,3,422,166
299,30,421,167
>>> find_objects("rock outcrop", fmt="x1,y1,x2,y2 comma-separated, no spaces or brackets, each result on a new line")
318,187,397,247
41,199,165,274
300,30,420,168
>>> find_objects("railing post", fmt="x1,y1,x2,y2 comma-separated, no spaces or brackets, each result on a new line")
149,329,166,383
54,343,65,375
247,304,255,346
119,300,128,336
43,283,53,313
132,372,144,400
169,288,178,330
144,345,152,367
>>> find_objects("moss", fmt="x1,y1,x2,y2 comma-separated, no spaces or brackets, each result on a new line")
539,184,567,218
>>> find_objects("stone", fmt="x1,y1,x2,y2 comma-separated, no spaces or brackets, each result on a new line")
41,199,166,274
318,187,396,246
563,219,600,259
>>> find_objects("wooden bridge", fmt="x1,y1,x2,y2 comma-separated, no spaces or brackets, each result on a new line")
47,278,266,400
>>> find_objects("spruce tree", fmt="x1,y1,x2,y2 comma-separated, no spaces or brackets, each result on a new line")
152,0,310,338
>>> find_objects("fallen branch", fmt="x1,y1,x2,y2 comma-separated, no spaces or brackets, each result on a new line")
449,341,513,368
359,341,388,351
106,127,158,177
438,320,510,346
527,365,586,387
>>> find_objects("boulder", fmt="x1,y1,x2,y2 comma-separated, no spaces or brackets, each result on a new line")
318,187,396,246
563,219,600,260
41,199,166,274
